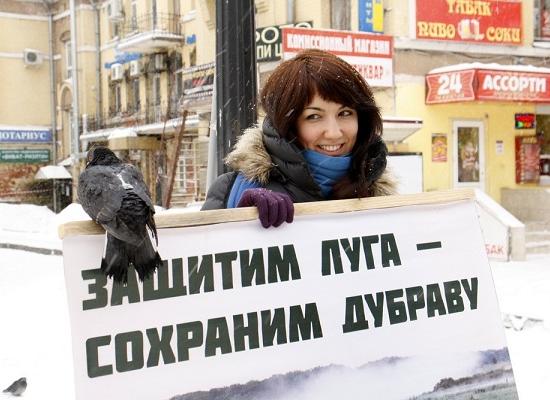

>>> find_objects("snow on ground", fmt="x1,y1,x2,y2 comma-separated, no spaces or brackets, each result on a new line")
0,203,549,399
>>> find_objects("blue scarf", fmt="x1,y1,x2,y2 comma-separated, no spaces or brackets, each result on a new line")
227,173,261,208
302,150,351,197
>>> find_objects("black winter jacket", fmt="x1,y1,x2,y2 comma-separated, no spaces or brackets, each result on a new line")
201,120,396,210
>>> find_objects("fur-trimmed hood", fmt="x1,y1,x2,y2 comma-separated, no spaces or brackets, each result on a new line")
225,124,397,199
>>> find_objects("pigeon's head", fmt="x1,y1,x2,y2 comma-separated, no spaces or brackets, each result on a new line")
86,146,121,167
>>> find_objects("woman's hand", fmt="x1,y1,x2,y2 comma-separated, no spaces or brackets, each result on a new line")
237,188,294,228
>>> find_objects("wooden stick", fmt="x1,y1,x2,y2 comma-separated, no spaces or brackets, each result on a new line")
58,188,475,239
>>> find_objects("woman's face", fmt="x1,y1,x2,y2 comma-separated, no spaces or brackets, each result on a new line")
296,94,358,156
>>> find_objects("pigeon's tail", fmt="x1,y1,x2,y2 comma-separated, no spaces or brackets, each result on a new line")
101,232,163,283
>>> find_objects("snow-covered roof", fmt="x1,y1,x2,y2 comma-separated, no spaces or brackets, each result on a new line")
428,62,550,75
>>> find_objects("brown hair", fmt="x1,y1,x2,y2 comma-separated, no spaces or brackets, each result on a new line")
260,48,384,196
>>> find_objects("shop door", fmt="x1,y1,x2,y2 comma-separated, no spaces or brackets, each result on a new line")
453,120,485,190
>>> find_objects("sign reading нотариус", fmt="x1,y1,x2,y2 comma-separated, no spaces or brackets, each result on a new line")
60,194,519,400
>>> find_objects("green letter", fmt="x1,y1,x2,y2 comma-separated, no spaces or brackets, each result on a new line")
342,295,369,333
261,308,287,346
289,303,323,342
82,269,108,311
340,237,361,271
405,286,425,321
426,284,447,317
176,321,203,361
361,235,379,269
188,254,214,294
321,240,343,276
364,292,385,327
240,249,266,287
111,269,140,306
233,312,260,352
268,245,301,283
386,289,407,324
215,251,238,290
461,277,478,310
115,331,144,372
444,280,464,314
205,317,232,357
143,259,186,301
146,326,176,367
86,335,113,378
381,234,401,267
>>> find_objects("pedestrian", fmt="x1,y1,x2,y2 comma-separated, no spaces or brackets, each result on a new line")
202,48,396,227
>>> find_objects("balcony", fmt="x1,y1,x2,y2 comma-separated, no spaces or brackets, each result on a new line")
81,101,180,135
117,13,184,53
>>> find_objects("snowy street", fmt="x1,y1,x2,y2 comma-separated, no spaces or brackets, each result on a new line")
0,203,549,399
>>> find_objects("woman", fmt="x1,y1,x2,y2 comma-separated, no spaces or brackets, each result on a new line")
202,49,395,227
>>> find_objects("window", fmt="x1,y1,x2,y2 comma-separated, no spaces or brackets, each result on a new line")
331,0,351,30
109,83,122,115
65,41,72,80
535,0,550,39
131,1,138,31
153,74,161,106
127,78,140,113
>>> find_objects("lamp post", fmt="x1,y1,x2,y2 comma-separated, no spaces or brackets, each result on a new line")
214,0,257,175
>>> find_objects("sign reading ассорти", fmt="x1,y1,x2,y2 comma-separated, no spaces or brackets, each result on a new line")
61,197,519,400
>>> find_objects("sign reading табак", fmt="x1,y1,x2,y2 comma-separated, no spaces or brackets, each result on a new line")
61,195,519,400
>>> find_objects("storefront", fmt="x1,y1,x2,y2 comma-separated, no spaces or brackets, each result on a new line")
0,126,53,200
421,63,550,205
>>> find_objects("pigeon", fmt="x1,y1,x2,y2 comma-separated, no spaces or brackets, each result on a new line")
78,146,163,283
3,377,26,396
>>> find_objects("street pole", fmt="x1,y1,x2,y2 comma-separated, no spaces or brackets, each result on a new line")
215,0,257,175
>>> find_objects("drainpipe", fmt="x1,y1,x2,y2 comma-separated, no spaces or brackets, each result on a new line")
70,0,80,158
41,1,57,163
287,0,295,23
42,1,58,211
90,0,102,127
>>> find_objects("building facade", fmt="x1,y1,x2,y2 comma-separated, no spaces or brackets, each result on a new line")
2,0,550,212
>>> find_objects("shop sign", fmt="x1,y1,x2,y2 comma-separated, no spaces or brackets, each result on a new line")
256,21,312,62
426,68,550,104
104,52,141,69
358,0,384,33
515,113,535,129
282,27,393,87
477,70,550,102
182,62,214,101
515,136,540,184
0,128,52,143
416,0,522,45
0,149,50,163
426,69,476,104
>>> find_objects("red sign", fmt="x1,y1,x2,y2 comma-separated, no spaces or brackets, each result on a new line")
416,0,522,45
426,69,475,104
282,27,393,87
515,113,536,129
426,68,550,104
477,70,550,102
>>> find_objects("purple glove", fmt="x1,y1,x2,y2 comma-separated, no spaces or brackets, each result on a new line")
237,188,294,228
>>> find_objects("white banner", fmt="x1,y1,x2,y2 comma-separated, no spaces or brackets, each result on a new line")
62,198,518,400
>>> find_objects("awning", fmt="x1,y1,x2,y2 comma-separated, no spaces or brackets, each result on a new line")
35,165,72,180
426,62,550,104
80,115,199,141
382,117,423,142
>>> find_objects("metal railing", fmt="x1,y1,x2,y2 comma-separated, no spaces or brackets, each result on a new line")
81,100,181,134
121,13,182,37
